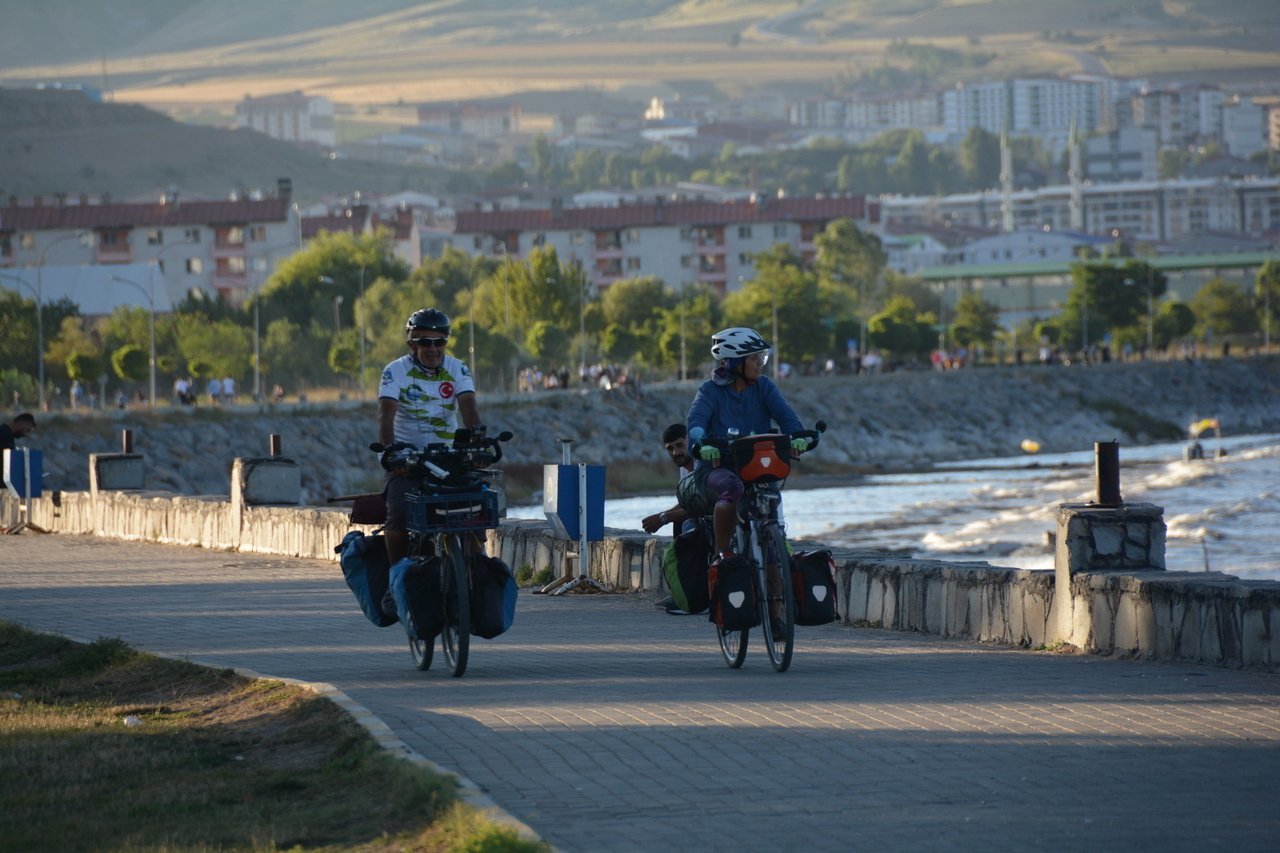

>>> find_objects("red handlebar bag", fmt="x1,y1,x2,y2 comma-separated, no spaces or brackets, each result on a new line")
731,434,791,483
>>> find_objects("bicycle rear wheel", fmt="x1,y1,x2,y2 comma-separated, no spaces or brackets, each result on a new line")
439,534,471,677
758,523,795,672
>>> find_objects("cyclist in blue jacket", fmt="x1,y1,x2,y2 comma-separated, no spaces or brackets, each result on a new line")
686,327,807,561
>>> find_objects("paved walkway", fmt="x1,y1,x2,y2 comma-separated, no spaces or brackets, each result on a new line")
3,535,1279,852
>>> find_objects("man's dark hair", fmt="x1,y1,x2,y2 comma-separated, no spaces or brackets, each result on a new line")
661,423,686,444
13,413,35,427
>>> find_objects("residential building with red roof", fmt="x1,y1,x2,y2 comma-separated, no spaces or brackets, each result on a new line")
453,194,879,294
0,180,301,305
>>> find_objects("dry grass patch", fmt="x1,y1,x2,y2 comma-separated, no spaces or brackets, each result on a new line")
0,621,544,852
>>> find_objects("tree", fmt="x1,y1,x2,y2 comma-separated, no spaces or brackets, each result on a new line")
65,352,104,384
172,315,252,380
1158,148,1189,180
599,277,671,331
1255,260,1280,343
1153,301,1195,349
111,345,148,383
44,315,100,387
950,292,1001,348
867,295,935,357
525,319,569,365
260,318,333,390
270,228,408,345
725,259,828,365
959,127,1001,190
1063,262,1166,348
814,219,886,324
1190,278,1258,342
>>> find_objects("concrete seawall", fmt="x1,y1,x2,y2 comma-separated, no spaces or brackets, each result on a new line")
7,488,1276,672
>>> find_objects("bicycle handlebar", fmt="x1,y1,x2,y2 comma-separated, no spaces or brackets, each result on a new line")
690,419,828,454
370,426,513,483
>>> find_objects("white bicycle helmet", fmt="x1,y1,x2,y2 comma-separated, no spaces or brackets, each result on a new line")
710,327,770,361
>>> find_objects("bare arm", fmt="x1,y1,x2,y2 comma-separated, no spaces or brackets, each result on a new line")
642,504,688,534
458,391,481,429
377,398,397,446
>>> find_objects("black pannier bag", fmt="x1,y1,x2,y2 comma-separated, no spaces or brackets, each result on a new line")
792,550,839,626
707,554,759,631
469,554,518,639
390,555,445,641
662,521,712,614
335,530,397,627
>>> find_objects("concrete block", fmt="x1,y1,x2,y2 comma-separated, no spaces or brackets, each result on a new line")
89,453,145,495
1241,609,1269,668
232,457,301,507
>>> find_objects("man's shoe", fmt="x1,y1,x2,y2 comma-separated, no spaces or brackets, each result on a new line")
380,589,398,619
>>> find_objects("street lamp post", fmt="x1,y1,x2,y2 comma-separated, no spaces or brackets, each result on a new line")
109,274,156,409
579,277,587,386
771,291,779,381
678,279,687,381
34,230,93,411
252,244,298,401
333,294,344,339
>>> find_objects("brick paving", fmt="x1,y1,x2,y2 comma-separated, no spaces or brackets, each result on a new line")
2,535,1279,852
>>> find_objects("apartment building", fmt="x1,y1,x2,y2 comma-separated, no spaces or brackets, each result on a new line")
235,92,336,148
879,176,1280,241
1084,127,1158,183
0,180,301,307
454,195,879,294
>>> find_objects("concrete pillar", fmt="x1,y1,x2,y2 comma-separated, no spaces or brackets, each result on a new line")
1054,501,1166,644
89,453,145,497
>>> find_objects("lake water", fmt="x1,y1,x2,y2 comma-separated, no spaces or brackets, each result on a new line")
509,433,1280,582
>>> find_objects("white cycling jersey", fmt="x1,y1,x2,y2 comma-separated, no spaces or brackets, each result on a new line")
378,353,476,448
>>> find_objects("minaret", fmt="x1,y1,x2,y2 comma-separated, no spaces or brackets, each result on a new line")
999,119,1014,233
1068,113,1084,231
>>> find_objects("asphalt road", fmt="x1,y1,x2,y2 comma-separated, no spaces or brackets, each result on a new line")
2,535,1278,852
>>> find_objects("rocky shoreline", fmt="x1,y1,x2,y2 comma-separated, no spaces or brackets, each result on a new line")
18,356,1280,505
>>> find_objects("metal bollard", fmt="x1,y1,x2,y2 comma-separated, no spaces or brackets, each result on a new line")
1094,440,1121,507
269,434,282,457
121,429,134,454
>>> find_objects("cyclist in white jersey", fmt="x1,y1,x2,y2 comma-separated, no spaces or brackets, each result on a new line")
378,308,483,564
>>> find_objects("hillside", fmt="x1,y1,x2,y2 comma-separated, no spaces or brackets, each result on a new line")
0,89,445,204
1,0,1276,112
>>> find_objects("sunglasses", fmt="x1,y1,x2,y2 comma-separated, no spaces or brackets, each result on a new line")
409,336,448,348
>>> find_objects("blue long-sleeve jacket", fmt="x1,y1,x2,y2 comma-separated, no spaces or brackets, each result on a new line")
686,375,804,442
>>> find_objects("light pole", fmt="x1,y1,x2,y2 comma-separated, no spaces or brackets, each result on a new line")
109,274,156,409
771,290,779,380
579,276,588,386
34,230,93,411
678,279,687,381
333,294,344,339
251,244,297,401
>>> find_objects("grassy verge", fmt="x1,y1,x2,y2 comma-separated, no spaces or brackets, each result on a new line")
0,621,545,852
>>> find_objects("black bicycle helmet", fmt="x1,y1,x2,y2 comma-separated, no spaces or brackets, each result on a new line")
406,307,451,336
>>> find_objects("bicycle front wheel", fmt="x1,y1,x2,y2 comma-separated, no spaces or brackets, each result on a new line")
439,535,471,677
758,523,795,672
717,623,749,668
408,611,434,671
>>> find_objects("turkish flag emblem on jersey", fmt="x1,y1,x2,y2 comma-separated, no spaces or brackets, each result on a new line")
439,381,455,399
